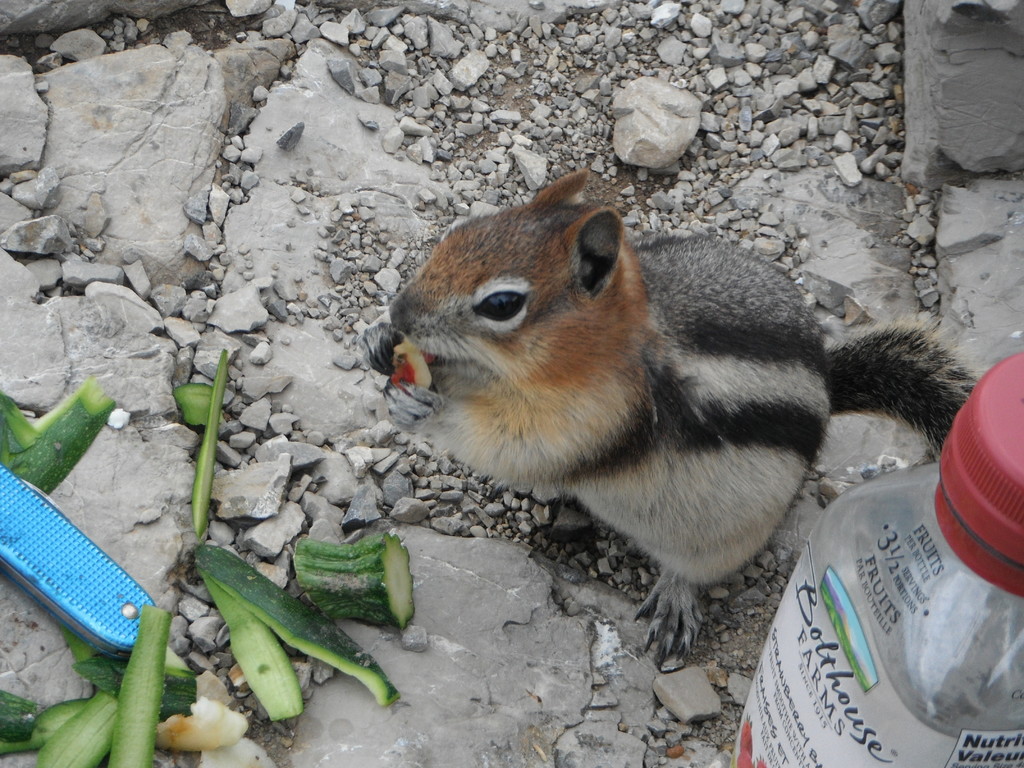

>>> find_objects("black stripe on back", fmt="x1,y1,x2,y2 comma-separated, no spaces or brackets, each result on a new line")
693,399,827,464
690,318,828,373
647,359,826,463
568,358,827,479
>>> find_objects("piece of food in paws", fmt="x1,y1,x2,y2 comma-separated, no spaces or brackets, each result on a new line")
391,340,432,389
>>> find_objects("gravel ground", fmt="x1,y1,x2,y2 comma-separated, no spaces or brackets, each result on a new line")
0,0,947,763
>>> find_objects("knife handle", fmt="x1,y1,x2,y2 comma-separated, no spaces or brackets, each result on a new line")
0,462,154,656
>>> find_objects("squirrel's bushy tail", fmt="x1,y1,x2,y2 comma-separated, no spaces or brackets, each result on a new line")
827,323,977,453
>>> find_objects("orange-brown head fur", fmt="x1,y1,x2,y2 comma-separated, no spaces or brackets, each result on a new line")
387,170,657,483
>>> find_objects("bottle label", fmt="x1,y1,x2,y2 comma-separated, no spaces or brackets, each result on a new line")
945,731,1024,768
736,520,1024,768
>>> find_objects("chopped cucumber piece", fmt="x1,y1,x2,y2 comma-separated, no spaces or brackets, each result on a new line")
73,656,195,721
191,350,229,539
295,534,414,629
173,383,214,426
0,378,115,493
0,392,36,454
165,647,193,678
0,689,41,743
195,544,399,706
204,577,304,721
0,699,92,756
61,626,97,663
108,605,171,768
36,691,116,768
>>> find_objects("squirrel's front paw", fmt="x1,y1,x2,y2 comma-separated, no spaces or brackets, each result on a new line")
359,322,402,376
384,380,443,431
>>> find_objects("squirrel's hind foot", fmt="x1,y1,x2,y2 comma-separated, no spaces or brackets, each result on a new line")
637,573,704,666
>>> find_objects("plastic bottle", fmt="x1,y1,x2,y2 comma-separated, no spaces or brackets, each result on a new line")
734,352,1024,768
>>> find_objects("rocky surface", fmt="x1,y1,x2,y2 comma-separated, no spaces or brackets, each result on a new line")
902,0,1024,187
935,180,1024,365
0,0,207,36
0,0,1022,767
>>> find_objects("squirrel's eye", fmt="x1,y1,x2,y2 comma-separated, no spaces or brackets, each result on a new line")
474,291,526,321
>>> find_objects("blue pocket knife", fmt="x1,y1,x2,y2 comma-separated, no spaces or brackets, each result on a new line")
0,462,154,656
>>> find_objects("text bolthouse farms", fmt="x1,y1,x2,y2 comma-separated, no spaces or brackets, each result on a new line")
734,352,1024,768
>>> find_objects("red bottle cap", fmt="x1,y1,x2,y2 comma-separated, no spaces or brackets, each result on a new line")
936,352,1024,597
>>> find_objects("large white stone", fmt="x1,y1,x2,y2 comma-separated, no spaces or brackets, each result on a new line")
612,77,703,169
449,49,490,90
50,28,106,61
208,283,270,333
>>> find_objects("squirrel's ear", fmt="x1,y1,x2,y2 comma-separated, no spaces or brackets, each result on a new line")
573,208,623,297
531,169,590,208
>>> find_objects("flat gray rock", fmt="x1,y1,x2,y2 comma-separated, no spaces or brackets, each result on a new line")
936,182,1020,257
902,0,1024,186
0,55,47,174
254,436,327,469
239,397,273,432
553,721,648,766
936,180,1024,365
0,192,32,232
238,500,306,557
238,321,374,439
653,667,722,723
0,295,67,410
61,259,125,288
0,0,206,34
0,248,40,298
736,168,917,321
292,525,657,767
226,0,273,16
208,283,270,333
237,38,448,208
41,44,225,284
213,452,293,522
0,288,170,419
83,282,164,335
59,295,177,418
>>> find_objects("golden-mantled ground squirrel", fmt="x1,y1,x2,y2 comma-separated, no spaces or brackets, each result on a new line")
361,170,975,662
